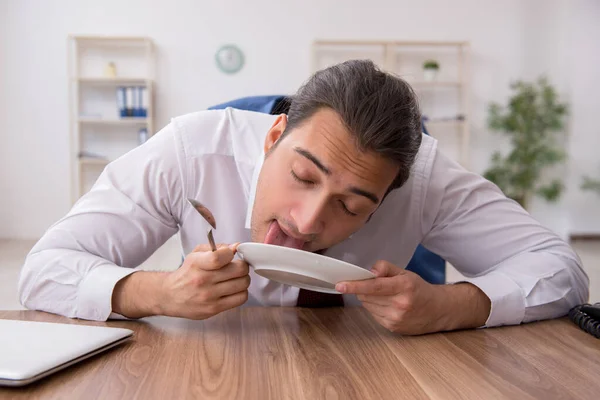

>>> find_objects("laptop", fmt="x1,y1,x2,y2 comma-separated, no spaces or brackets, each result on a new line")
0,319,133,387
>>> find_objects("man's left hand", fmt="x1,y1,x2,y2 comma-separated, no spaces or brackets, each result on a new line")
335,260,491,335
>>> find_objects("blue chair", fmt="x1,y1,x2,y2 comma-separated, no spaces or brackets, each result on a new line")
209,96,446,284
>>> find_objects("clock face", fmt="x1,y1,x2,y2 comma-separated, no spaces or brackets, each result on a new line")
215,45,245,74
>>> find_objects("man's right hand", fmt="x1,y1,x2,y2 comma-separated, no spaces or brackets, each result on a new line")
111,243,250,320
160,243,250,319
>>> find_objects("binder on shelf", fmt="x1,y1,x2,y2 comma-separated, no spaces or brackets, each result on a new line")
117,86,148,119
139,86,148,118
117,87,126,117
133,86,144,117
132,87,140,117
125,87,134,117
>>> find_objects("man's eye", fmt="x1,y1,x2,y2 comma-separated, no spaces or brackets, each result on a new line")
339,200,358,217
290,170,314,185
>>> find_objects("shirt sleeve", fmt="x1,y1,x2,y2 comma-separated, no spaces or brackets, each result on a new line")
420,150,589,327
18,121,186,321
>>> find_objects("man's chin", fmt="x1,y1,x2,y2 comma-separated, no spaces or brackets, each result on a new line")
302,243,328,253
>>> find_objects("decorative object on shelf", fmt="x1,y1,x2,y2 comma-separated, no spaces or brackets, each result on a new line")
483,77,568,209
215,44,245,74
138,127,149,145
422,59,439,82
582,173,600,195
104,62,117,78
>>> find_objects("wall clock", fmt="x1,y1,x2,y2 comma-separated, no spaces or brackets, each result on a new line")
215,44,245,74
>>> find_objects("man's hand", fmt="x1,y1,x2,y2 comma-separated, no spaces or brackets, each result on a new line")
112,243,250,319
159,243,250,319
335,260,491,335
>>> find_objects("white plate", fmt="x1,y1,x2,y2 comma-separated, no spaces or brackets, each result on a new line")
236,243,375,294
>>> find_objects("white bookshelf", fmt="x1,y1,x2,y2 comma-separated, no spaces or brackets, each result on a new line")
312,40,471,168
68,35,155,202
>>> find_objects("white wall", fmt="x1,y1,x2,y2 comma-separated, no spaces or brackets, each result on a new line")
1,0,599,239
564,1,600,235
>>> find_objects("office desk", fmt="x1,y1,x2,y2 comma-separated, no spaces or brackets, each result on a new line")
1,308,599,399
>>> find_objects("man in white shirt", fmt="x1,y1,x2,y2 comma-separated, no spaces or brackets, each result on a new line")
18,60,589,335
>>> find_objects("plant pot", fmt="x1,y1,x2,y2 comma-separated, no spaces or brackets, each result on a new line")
423,68,438,82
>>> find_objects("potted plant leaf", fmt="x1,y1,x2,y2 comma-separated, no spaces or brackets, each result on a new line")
483,77,568,209
423,59,439,82
582,174,600,195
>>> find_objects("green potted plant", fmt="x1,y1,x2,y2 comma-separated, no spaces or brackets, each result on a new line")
483,77,568,209
582,174,600,195
423,59,439,82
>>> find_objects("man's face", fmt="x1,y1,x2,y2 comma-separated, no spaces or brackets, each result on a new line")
250,108,399,252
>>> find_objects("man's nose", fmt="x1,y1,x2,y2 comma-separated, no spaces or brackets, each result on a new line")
291,195,327,236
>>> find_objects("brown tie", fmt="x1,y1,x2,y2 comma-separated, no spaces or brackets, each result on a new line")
296,288,344,307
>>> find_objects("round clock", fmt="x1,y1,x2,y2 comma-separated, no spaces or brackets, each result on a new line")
215,45,245,74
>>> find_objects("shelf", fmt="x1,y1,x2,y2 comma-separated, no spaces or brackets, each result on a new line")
79,157,110,166
76,77,152,86
78,117,149,125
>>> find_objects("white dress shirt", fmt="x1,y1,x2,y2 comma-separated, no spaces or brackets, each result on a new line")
18,108,589,326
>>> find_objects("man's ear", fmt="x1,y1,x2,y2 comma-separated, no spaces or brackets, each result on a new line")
264,114,288,154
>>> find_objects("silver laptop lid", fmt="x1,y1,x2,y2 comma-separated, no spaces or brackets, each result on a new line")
0,319,133,385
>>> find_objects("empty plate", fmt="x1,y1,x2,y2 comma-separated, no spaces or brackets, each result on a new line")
236,243,375,294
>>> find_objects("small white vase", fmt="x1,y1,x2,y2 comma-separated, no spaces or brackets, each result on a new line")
423,68,438,82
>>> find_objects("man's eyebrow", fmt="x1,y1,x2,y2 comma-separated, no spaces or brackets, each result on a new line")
293,146,380,204
294,147,331,175
349,187,379,204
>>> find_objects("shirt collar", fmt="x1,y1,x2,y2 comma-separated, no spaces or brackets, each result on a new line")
245,152,265,230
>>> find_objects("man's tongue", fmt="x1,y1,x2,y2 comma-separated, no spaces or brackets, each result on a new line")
264,221,305,250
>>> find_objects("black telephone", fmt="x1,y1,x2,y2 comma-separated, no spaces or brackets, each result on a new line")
569,303,600,338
